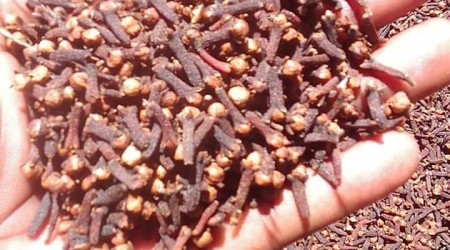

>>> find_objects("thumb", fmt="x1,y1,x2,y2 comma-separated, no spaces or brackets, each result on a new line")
214,131,419,250
0,51,34,238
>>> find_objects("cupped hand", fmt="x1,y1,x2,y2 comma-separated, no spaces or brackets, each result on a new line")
1,0,450,249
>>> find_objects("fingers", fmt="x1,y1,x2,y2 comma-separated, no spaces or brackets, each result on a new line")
372,18,450,102
214,131,419,250
0,51,33,227
366,0,427,28
339,0,426,29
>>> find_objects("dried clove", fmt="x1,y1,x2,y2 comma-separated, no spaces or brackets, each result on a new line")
77,17,120,45
92,184,128,206
179,112,203,165
119,105,150,150
108,160,146,190
168,32,203,87
153,66,201,100
230,169,254,225
28,192,52,238
266,65,287,122
203,1,264,22
148,0,180,25
216,124,243,152
215,87,251,135
49,49,91,63
102,10,131,44
311,32,346,61
246,111,290,148
146,101,178,151
64,103,83,150
142,123,162,159
192,201,219,236
291,178,310,218
360,58,415,86
194,117,215,147
89,206,108,245
45,193,60,243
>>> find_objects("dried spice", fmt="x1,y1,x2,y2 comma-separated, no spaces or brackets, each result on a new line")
28,192,52,238
3,0,414,249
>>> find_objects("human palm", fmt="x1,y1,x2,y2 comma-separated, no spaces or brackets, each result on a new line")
1,0,449,249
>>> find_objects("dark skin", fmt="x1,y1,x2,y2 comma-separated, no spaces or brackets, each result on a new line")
1,0,450,249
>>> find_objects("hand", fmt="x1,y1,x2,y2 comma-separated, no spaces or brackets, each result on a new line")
0,0,449,249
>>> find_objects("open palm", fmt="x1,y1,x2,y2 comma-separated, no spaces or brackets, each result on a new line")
1,0,449,249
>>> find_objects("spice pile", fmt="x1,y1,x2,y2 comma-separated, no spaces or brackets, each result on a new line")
293,0,450,249
1,0,414,249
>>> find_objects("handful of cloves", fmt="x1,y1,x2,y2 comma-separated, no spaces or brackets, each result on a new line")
1,0,413,249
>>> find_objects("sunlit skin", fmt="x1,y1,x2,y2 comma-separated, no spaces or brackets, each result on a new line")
1,0,450,249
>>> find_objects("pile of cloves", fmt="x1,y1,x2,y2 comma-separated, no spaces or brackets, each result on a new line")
1,0,414,249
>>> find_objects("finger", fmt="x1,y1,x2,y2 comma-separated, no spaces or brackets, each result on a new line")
371,18,450,102
213,131,419,250
0,51,33,230
339,0,426,29
0,196,41,239
1,227,64,250
0,0,34,48
366,0,426,28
